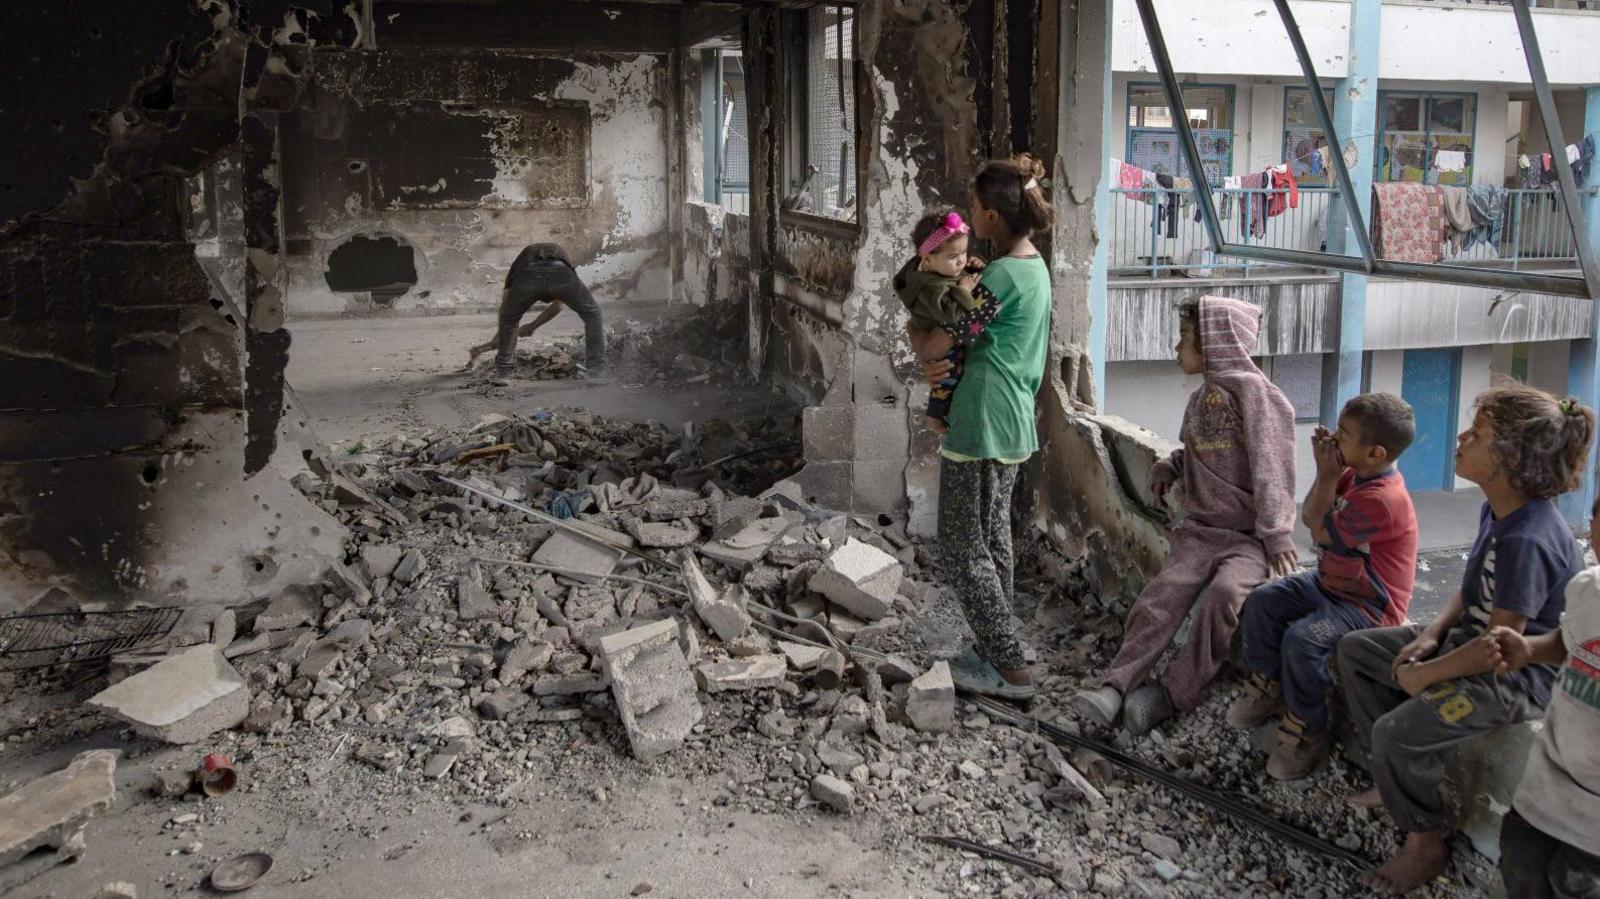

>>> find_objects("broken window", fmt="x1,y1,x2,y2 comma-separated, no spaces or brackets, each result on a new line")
782,4,858,224
1283,87,1335,187
702,49,750,216
1126,83,1234,179
1378,91,1476,186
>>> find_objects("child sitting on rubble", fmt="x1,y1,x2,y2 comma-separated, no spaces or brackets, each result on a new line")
1230,393,1418,782
1483,489,1600,898
1071,295,1298,735
1336,386,1593,895
894,210,984,433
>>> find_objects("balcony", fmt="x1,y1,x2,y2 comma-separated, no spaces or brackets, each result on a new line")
1108,186,1583,281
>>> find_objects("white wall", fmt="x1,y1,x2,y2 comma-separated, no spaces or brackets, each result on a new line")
1456,345,1494,489
1112,0,1600,87
1368,349,1406,396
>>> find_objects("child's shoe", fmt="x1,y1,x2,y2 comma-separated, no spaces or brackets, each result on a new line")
1123,683,1175,736
1266,712,1332,781
1070,685,1123,727
1226,673,1283,729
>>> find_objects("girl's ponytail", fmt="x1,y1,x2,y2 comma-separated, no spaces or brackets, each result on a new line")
1476,387,1596,498
972,153,1055,236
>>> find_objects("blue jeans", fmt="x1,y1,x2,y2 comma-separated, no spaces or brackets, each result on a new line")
1239,572,1372,733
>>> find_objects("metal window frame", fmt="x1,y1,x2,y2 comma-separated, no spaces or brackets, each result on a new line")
1125,81,1237,177
1131,0,1600,300
1282,85,1336,187
1375,89,1479,186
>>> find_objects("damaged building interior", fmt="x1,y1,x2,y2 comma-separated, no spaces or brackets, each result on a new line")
3,0,1599,896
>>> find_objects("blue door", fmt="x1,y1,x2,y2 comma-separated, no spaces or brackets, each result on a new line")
1399,348,1462,492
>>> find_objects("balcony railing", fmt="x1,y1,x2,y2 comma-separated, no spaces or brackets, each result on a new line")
1401,1,1598,11
1108,186,1583,280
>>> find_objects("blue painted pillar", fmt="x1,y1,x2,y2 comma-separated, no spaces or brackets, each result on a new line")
1088,16,1113,406
1319,0,1381,424
1559,86,1600,521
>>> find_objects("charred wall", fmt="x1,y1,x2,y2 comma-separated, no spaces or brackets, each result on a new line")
280,49,673,315
0,1,354,614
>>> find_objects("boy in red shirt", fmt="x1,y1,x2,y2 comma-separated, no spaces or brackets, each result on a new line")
1229,392,1419,780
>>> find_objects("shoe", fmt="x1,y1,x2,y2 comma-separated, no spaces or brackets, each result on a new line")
1070,685,1123,727
948,645,988,676
1226,673,1284,729
950,658,1036,702
1123,683,1176,736
1266,713,1333,781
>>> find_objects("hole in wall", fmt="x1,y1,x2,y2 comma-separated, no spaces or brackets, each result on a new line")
348,160,368,173
324,234,418,307
141,464,160,485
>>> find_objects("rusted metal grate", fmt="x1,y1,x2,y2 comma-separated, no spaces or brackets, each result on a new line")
0,607,183,671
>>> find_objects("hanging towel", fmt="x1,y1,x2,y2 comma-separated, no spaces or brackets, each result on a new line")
1118,161,1145,191
1372,182,1446,264
1464,185,1507,253
1518,154,1531,169
1434,150,1466,173
1239,172,1270,239
1567,143,1582,164
1575,135,1596,187
1440,186,1475,254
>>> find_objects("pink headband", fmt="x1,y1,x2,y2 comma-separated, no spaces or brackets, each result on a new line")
918,212,970,257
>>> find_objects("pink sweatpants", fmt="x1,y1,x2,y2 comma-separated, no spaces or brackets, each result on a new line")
1103,525,1269,710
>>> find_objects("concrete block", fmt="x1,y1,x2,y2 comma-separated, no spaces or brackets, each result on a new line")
810,773,854,814
907,662,955,733
681,553,752,641
476,689,528,720
597,619,703,761
255,587,320,632
711,496,764,541
808,538,903,621
694,654,788,693
778,641,829,671
393,548,428,584
499,639,554,682
87,645,249,744
802,406,854,462
1450,720,1538,864
0,750,118,868
1096,413,1182,517
790,460,853,514
456,564,498,621
532,529,626,584
701,517,791,572
850,460,909,513
359,544,403,580
321,560,372,606
852,402,909,463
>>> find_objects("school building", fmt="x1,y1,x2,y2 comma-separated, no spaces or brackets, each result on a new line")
1097,0,1600,498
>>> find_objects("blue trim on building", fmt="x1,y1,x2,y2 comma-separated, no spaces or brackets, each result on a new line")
1560,86,1600,521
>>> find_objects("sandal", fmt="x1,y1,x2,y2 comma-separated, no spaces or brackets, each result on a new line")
950,658,1036,702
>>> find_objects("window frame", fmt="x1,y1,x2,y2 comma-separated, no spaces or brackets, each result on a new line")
1125,81,1236,179
780,3,863,234
1281,85,1336,187
1376,89,1479,186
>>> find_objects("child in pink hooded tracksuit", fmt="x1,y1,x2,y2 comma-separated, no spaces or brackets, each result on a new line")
1073,295,1299,735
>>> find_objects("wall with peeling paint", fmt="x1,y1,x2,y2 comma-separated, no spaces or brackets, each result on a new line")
280,50,672,316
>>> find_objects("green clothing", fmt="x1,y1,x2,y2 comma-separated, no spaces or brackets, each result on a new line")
939,255,1050,462
893,256,979,331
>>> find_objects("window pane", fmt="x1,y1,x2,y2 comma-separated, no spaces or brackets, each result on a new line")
1384,96,1422,132
1427,96,1472,134
1125,83,1233,178
803,4,856,221
1284,87,1334,185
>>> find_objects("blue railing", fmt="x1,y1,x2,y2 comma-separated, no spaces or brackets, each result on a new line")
1109,186,1583,279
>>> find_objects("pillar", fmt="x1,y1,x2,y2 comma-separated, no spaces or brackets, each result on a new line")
1319,0,1381,425
1559,86,1600,521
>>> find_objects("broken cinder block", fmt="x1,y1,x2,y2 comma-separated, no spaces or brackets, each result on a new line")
694,654,788,693
680,552,751,642
597,619,703,761
87,645,249,744
807,538,903,621
906,662,955,733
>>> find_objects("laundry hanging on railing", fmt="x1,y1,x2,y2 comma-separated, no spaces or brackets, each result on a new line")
1440,185,1476,254
1372,182,1446,264
1517,134,1595,189
1463,185,1507,253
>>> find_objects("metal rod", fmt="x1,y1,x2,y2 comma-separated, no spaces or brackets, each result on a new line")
920,835,1059,879
473,557,691,598
1214,243,1596,297
1271,0,1375,271
437,476,681,571
1512,0,1600,300
1130,0,1224,254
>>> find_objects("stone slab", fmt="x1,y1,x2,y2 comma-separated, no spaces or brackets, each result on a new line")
532,529,627,584
0,750,118,868
694,654,788,693
807,538,902,621
87,645,248,744
906,662,955,733
681,553,751,642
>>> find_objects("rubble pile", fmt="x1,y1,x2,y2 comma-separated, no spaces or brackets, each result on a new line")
487,302,748,388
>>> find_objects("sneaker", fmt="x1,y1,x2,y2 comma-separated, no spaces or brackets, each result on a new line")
1226,673,1284,729
1123,683,1176,736
948,645,989,676
950,658,1036,702
1070,685,1123,727
1266,713,1333,781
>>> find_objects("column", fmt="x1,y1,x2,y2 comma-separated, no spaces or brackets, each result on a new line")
1559,86,1600,520
1318,0,1381,424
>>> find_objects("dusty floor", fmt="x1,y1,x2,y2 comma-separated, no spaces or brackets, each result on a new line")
3,308,1503,899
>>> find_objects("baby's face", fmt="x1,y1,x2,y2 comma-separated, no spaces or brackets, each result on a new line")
921,234,969,278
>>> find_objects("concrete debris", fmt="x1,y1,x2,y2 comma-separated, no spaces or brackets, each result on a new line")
498,639,554,682
0,750,118,869
694,654,788,693
255,588,321,631
359,543,404,580
456,564,497,621
700,516,791,571
87,646,249,744
94,884,138,899
809,774,854,815
807,539,903,621
777,641,828,671
906,662,955,733
597,619,703,761
531,529,626,583
476,689,528,720
393,548,428,584
680,552,751,642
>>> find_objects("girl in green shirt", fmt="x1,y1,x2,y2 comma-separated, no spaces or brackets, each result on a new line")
908,154,1054,700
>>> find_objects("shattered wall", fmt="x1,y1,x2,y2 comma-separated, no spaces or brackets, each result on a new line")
0,1,352,615
280,50,672,315
680,202,752,311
